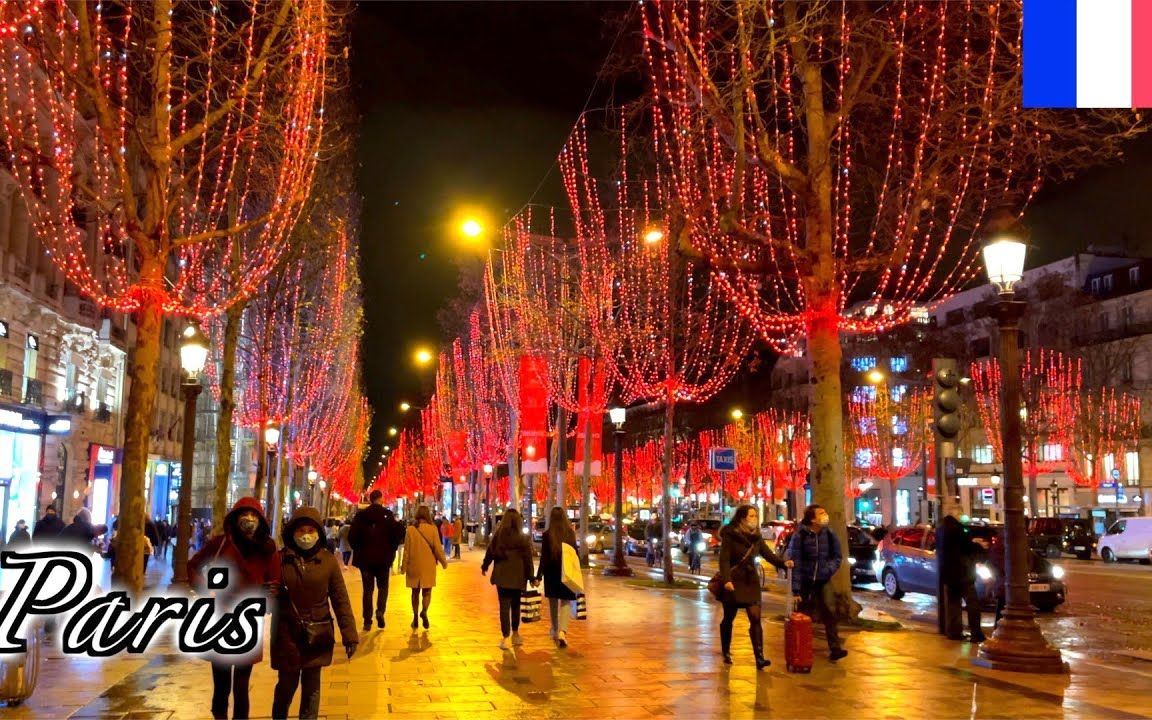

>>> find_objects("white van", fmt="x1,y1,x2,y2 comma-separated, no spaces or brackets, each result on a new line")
1098,517,1152,563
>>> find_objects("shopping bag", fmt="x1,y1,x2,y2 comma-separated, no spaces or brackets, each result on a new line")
561,543,585,594
571,594,587,620
0,625,41,706
521,589,542,623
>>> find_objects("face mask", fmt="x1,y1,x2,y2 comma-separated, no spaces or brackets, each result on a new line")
238,517,258,536
295,532,319,550
744,518,758,531
815,513,830,526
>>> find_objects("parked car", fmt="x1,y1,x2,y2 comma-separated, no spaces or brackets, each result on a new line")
1028,517,1097,560
761,521,791,543
773,523,876,584
679,518,723,555
875,524,1066,612
1098,517,1152,563
624,521,649,557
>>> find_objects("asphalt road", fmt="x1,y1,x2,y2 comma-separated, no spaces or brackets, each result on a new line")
600,547,1152,660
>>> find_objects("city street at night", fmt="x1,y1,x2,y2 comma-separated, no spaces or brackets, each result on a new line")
6,1,1152,718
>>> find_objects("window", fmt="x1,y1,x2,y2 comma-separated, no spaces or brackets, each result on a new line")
1103,274,1114,292
851,385,877,403
1131,266,1141,285
1123,305,1134,328
890,356,909,373
894,527,924,547
65,363,78,402
891,384,908,402
850,356,877,372
969,337,991,358
1041,443,1063,462
1099,312,1111,331
1125,451,1140,485
891,417,908,436
854,448,873,469
1103,453,1117,481
945,309,965,326
892,447,906,468
1122,357,1134,383
22,334,38,398
1091,278,1100,294
972,445,994,464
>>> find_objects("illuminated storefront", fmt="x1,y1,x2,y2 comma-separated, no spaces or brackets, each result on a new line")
0,405,70,542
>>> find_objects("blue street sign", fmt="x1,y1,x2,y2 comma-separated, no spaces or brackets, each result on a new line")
708,447,737,472
1102,481,1119,489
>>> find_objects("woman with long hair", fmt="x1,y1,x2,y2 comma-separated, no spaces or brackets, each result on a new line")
401,505,448,629
481,508,536,648
718,504,792,669
534,506,578,648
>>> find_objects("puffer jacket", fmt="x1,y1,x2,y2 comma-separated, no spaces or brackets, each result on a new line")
270,507,358,672
787,523,843,594
481,531,534,591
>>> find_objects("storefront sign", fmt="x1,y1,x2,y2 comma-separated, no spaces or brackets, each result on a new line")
957,477,979,487
0,408,40,433
96,446,116,465
1097,493,1127,504
46,416,71,434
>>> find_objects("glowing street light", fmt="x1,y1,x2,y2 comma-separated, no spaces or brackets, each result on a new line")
414,348,434,367
866,368,886,385
400,401,412,412
388,427,398,437
643,227,664,244
461,218,483,238
730,408,744,421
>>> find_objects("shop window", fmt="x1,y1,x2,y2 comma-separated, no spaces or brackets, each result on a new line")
892,447,906,468
1041,443,1063,462
890,356,909,373
850,356,877,372
1130,266,1141,285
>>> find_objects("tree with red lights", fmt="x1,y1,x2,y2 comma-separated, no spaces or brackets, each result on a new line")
0,1,331,590
848,383,930,525
639,0,1146,613
563,118,756,583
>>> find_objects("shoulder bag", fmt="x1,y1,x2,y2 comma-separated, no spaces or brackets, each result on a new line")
707,536,760,601
285,560,334,650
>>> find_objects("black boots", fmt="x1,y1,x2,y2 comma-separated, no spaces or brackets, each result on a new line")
720,621,733,664
376,611,385,629
750,621,769,670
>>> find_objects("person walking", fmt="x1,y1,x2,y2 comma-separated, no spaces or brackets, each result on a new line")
686,522,704,574
452,515,464,559
401,505,448,630
190,497,280,720
348,490,404,631
439,516,455,559
337,521,352,567
33,506,64,540
787,504,848,662
271,507,358,720
6,519,30,547
936,510,989,642
535,507,578,649
59,507,107,552
718,504,792,668
481,509,536,648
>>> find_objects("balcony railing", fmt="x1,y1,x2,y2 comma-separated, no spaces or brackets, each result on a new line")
23,379,43,406
0,369,12,397
1073,320,1152,345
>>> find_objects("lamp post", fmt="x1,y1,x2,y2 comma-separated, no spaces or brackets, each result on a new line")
308,468,319,506
263,420,280,517
604,407,633,577
172,321,209,585
973,216,1066,674
318,479,328,518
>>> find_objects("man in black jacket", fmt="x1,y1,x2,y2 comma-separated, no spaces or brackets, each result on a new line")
936,512,989,642
348,490,404,631
33,506,65,540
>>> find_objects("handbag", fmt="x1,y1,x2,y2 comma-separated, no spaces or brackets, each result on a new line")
561,542,584,594
571,594,587,620
287,597,335,650
707,536,761,601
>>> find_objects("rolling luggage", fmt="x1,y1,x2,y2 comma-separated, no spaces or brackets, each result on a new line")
783,571,813,674
0,625,42,706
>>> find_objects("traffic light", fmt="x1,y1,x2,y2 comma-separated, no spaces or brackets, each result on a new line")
932,358,961,441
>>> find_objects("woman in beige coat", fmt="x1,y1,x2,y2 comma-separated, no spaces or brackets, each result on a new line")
401,505,448,629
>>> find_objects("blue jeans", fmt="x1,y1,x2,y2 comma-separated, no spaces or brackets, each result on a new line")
443,537,453,557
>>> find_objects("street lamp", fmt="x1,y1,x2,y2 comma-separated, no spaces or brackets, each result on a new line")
400,401,412,412
604,407,633,577
173,321,209,584
308,468,319,505
413,347,434,367
730,408,744,421
263,420,280,512
973,216,1066,674
388,426,399,437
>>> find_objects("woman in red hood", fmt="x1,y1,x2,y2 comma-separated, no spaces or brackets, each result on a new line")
190,496,280,720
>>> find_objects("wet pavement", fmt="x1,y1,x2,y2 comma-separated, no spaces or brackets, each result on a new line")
1,547,1150,719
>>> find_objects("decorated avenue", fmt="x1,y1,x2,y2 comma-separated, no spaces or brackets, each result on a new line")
1,1,1152,719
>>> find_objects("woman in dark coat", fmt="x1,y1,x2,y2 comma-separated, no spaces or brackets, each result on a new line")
189,497,280,720
481,509,536,648
718,504,791,669
787,504,848,661
534,506,577,648
271,507,358,720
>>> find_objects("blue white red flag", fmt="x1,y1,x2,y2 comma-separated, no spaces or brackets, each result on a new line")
1024,0,1152,108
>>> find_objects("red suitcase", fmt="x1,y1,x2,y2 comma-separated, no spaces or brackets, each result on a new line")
784,573,814,673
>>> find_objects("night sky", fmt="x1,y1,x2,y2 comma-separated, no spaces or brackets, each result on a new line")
349,2,1152,479
350,2,637,470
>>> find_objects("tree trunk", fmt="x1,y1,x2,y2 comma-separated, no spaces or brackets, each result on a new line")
555,406,568,514
253,429,267,502
213,301,243,527
807,300,858,619
508,408,520,512
882,479,895,526
661,398,675,585
113,284,164,593
579,408,593,566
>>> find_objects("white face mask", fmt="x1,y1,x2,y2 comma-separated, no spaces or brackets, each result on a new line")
295,532,319,550
815,513,830,526
238,517,258,536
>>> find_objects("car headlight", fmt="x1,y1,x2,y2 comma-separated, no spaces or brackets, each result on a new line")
703,532,712,540
585,534,596,545
848,556,857,566
695,542,706,553
1050,565,1065,580
975,563,993,581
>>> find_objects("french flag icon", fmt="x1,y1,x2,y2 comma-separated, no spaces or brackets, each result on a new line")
1024,0,1152,108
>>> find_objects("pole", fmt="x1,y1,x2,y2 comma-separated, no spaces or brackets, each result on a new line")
172,380,202,584
604,426,633,576
974,299,1066,673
